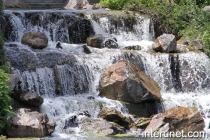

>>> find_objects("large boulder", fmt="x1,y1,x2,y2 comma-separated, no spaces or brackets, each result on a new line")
21,32,48,49
3,0,30,9
68,19,95,43
80,118,125,136
13,89,44,107
152,33,177,53
6,108,55,138
99,60,161,103
86,35,118,49
64,0,91,10
144,106,205,133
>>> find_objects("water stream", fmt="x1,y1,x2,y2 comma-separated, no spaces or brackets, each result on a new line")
2,9,210,139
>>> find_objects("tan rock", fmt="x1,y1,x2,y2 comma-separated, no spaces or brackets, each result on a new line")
99,60,161,103
21,32,48,49
80,118,125,135
144,106,205,133
6,108,55,137
153,33,177,53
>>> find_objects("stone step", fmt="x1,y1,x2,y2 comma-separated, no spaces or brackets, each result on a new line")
27,3,66,9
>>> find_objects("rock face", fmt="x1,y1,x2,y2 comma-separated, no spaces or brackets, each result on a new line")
144,106,205,133
80,118,125,135
7,74,20,90
86,35,118,49
3,0,30,9
64,0,90,10
68,19,94,43
13,89,44,107
6,108,55,138
21,32,48,49
152,34,177,53
99,60,161,103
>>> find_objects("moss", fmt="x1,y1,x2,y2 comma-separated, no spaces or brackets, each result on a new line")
94,101,104,109
111,133,134,138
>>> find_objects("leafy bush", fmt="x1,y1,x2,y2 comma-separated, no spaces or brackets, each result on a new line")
100,0,127,10
0,70,11,134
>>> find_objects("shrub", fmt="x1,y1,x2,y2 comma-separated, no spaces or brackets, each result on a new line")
100,0,127,10
0,70,11,134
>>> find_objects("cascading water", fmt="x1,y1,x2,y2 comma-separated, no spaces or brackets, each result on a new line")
2,9,210,138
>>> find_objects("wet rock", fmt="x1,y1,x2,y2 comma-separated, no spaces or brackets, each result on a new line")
21,32,48,49
123,45,142,50
64,0,90,10
144,106,205,133
12,99,39,112
7,74,20,90
3,0,30,9
63,115,78,129
83,45,91,54
56,42,63,49
98,107,130,128
78,110,91,117
163,106,204,132
6,108,55,138
144,113,165,133
152,42,162,52
192,39,203,50
80,118,125,135
86,35,118,49
152,33,177,53
123,102,160,117
99,60,161,103
68,19,94,43
13,89,44,107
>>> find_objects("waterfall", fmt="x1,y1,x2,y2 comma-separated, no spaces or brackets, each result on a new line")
3,10,210,136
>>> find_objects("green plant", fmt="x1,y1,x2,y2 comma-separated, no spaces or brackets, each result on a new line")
0,70,12,134
100,0,127,10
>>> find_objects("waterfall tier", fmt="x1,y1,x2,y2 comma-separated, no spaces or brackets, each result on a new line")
3,10,210,136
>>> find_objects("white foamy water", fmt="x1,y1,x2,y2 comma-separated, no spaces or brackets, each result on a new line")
3,10,210,137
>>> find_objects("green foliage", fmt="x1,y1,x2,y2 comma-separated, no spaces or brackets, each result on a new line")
100,0,127,10
0,70,11,134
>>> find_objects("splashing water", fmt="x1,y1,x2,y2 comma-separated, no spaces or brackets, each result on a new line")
3,10,210,136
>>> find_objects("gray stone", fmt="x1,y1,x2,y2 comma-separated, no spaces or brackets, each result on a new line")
6,108,55,138
153,33,177,53
13,89,44,107
64,0,90,10
123,45,142,50
7,74,20,90
192,39,203,50
80,118,125,135
86,35,118,49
